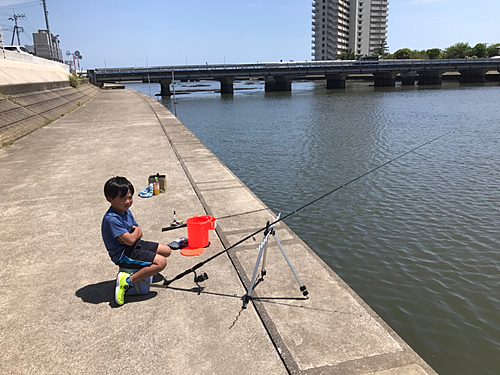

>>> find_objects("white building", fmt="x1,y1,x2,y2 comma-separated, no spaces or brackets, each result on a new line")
312,0,389,60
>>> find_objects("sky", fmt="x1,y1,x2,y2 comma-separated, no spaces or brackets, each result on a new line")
0,0,499,70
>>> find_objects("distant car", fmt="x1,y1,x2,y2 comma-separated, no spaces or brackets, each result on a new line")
352,55,379,65
3,45,33,55
357,56,379,62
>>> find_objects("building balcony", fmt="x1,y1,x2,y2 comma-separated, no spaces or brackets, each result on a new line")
370,30,387,36
370,33,387,38
371,18,387,24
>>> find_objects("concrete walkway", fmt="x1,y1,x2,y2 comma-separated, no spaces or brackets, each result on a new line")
0,89,437,374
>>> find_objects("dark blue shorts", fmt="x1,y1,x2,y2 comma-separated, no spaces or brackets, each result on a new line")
117,239,158,269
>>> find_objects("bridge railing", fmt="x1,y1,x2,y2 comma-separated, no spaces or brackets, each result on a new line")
91,58,500,75
90,58,500,79
92,60,360,74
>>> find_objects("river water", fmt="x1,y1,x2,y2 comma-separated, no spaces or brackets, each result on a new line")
127,79,500,375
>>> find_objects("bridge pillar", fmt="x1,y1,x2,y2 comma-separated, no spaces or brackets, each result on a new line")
373,72,398,87
264,75,293,92
400,72,417,86
216,77,235,95
486,72,500,82
160,79,171,96
459,68,488,83
326,73,348,89
417,71,443,85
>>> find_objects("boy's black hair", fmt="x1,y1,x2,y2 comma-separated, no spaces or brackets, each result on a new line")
104,176,135,199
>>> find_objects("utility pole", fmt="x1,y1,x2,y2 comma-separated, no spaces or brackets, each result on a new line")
42,0,51,32
41,0,53,58
0,26,5,58
9,13,26,46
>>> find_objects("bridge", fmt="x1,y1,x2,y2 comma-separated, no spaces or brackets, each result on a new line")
87,58,500,95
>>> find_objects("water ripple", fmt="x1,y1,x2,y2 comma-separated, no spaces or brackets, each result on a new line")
131,81,500,375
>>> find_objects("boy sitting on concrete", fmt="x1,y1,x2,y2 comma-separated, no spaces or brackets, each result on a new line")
101,176,171,305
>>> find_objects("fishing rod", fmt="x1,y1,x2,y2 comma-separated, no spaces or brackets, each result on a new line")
163,130,453,287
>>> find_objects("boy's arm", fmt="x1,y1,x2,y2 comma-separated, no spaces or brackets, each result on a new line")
118,225,143,246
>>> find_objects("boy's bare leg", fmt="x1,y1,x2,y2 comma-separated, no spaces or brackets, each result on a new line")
128,244,171,283
130,254,167,283
156,243,172,258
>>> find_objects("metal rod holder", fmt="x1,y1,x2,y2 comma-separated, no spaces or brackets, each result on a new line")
243,214,309,309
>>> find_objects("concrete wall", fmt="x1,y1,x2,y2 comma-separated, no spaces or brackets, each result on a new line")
0,58,70,86
1,49,68,70
0,51,71,89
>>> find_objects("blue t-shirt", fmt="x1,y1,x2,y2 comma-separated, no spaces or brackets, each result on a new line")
101,207,138,264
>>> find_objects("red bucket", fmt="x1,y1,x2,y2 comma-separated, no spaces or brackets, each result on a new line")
186,215,217,249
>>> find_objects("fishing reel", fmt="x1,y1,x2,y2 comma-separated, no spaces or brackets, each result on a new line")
194,272,209,283
193,271,209,294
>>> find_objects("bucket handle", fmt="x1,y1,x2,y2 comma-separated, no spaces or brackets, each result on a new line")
210,217,217,230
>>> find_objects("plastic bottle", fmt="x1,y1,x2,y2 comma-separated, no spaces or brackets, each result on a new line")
153,177,160,195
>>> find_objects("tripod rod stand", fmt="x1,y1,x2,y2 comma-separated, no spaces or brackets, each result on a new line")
243,214,309,309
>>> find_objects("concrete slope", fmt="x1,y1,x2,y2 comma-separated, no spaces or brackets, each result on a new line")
0,83,100,146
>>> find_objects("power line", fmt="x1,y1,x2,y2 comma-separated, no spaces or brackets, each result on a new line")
21,29,32,43
0,2,40,10
22,14,37,34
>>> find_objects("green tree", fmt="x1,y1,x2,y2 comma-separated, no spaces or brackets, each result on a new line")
444,42,471,58
487,43,500,57
393,48,412,59
374,39,389,56
388,42,500,60
338,49,356,60
410,50,428,59
472,43,487,58
426,48,442,59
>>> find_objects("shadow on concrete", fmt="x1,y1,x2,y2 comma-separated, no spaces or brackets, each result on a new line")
165,285,241,300
75,279,157,308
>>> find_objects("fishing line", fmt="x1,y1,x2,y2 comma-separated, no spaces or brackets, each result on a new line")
162,207,270,232
163,130,453,287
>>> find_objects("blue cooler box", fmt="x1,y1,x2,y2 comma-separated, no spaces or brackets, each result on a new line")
119,267,152,296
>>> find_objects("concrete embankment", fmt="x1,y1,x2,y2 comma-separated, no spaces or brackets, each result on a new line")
0,56,100,146
0,82,100,147
0,53,70,85
0,88,437,374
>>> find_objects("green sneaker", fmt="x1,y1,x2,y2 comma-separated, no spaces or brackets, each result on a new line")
115,272,131,306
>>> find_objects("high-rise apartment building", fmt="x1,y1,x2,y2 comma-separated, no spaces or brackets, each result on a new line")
312,0,389,60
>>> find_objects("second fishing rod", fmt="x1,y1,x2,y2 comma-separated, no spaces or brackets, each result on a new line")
162,130,453,287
